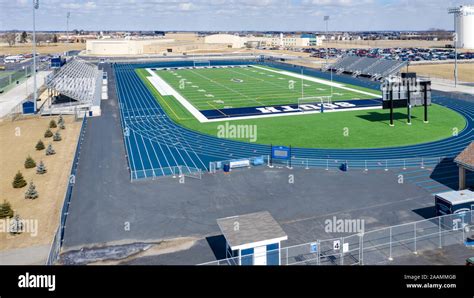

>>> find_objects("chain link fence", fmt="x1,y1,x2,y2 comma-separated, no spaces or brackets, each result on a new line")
46,114,88,265
0,61,50,93
200,211,474,266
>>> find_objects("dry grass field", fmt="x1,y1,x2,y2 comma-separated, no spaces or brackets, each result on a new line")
0,115,81,251
0,42,86,56
407,63,474,83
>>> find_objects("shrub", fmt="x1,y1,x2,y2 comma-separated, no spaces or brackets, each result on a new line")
49,119,57,128
25,182,39,200
0,200,14,219
44,129,53,138
12,171,27,188
46,144,56,156
58,115,65,126
59,122,66,130
53,131,62,142
36,139,45,151
24,156,36,169
36,161,47,175
9,215,23,235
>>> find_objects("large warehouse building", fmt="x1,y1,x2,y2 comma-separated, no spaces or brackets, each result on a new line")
204,33,321,49
85,38,228,56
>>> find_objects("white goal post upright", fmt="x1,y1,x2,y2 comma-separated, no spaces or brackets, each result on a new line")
193,60,211,68
297,96,333,113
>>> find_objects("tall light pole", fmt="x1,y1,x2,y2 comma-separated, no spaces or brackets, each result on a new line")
66,12,70,56
448,7,460,87
324,15,333,98
33,0,39,113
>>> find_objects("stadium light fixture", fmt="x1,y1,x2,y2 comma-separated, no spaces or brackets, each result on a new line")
33,0,39,113
448,7,461,87
324,16,333,97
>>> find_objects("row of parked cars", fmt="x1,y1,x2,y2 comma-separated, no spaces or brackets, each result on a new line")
307,47,474,62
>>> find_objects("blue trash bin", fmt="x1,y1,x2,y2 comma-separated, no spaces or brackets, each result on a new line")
223,164,230,173
340,163,348,172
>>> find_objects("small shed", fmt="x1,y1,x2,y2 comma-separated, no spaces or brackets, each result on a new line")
217,211,287,265
455,142,474,190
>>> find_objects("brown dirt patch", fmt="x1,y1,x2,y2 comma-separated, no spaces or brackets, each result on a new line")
0,115,81,251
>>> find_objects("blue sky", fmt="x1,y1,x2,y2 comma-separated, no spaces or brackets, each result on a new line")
0,0,472,31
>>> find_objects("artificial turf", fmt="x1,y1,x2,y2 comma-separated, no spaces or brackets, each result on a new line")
136,68,466,149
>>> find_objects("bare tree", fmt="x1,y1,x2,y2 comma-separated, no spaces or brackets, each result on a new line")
5,33,16,47
35,34,51,46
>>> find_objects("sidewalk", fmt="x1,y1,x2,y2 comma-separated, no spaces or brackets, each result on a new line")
0,244,50,265
426,77,474,95
0,71,51,118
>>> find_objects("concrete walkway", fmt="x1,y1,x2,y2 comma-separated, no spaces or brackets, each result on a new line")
428,77,474,95
0,244,50,265
0,71,51,118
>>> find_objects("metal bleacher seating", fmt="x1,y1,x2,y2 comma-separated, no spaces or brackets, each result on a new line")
328,56,407,80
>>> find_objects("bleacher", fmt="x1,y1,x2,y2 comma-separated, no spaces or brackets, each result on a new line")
327,56,407,80
43,58,102,116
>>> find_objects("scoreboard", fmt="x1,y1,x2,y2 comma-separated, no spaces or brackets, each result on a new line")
381,73,431,109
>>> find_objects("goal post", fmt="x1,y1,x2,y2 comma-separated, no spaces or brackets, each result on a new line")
297,96,333,112
193,60,211,68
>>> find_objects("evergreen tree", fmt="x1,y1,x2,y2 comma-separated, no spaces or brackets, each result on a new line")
0,200,14,219
46,144,56,156
36,139,45,151
53,131,62,142
25,182,39,200
58,115,65,126
44,129,53,138
24,156,36,169
21,31,28,43
12,171,27,188
49,119,57,129
9,214,23,235
36,161,47,175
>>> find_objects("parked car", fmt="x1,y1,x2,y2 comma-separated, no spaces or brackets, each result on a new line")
466,257,474,266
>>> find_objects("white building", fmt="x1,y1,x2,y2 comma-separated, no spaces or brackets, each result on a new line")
204,33,321,49
86,39,175,55
204,34,247,48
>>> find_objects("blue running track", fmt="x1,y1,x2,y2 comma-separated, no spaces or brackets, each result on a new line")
113,60,474,180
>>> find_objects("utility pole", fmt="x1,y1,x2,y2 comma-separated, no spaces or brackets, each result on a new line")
33,0,39,113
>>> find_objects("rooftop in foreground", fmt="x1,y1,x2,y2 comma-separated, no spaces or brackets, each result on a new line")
217,211,288,251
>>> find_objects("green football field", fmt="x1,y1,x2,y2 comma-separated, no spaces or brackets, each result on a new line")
154,65,379,111
136,68,467,149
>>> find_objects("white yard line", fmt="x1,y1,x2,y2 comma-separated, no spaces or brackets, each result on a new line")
145,67,382,123
251,65,381,98
145,69,208,123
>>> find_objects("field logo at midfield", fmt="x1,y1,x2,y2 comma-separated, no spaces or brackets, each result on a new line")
256,102,356,114
217,122,257,142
